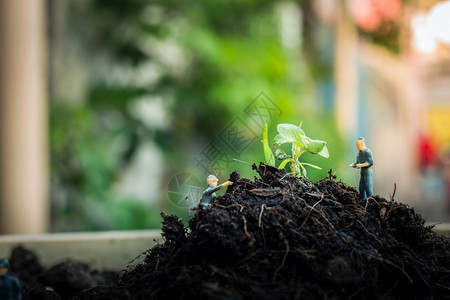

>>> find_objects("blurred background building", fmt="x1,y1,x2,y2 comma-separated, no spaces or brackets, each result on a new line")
1,0,449,234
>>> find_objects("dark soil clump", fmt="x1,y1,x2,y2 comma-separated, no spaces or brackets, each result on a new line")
8,164,450,299
8,246,115,299
78,163,449,299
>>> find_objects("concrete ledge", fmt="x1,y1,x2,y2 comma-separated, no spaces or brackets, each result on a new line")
430,223,450,237
0,230,163,270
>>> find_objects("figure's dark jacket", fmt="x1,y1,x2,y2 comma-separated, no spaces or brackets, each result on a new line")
356,148,374,176
200,184,222,206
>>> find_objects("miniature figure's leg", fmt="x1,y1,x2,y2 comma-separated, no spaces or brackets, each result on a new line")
359,177,367,199
364,170,373,198
360,172,373,199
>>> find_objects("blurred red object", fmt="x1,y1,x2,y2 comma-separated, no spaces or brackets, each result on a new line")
349,0,402,31
419,133,437,169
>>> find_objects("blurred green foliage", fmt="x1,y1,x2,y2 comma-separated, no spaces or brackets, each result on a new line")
49,0,350,231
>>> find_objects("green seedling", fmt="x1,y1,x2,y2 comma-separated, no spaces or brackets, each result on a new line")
263,124,275,166
262,123,329,177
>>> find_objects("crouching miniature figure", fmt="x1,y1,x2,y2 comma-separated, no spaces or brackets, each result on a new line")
349,137,374,199
0,258,22,300
200,175,233,206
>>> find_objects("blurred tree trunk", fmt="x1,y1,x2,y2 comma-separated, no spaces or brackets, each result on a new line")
0,0,48,234
334,0,358,137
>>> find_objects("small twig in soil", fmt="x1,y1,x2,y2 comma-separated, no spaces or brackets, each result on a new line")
155,259,160,272
327,169,337,181
325,192,337,202
270,211,287,232
279,173,290,182
261,222,267,249
347,287,366,300
363,197,381,213
312,216,326,231
363,198,369,213
258,204,265,228
232,158,251,166
389,183,397,201
272,231,290,282
259,206,267,249
300,196,324,229
304,192,322,199
312,207,337,232
365,253,414,283
126,249,150,268
242,215,256,246
293,247,317,259
382,273,406,299
340,234,414,284
356,220,383,246
215,203,244,210
411,262,431,288
255,179,271,187
210,265,238,280
237,179,255,186
371,197,380,206
434,283,450,291
232,250,261,269
385,231,399,244
334,164,344,176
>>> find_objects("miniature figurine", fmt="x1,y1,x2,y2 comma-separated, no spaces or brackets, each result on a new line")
349,137,374,199
0,258,22,300
200,175,233,206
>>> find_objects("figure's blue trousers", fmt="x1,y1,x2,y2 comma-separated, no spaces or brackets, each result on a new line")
359,169,373,199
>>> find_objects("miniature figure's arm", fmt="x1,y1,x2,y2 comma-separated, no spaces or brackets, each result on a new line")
220,181,233,188
203,181,233,196
203,186,221,196
352,151,373,168
354,162,370,168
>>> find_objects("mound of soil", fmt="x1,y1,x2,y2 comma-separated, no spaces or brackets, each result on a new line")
75,163,449,299
8,246,116,299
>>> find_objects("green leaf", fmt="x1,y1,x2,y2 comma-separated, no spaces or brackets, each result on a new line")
305,139,327,155
300,162,322,170
273,133,296,146
278,158,291,169
275,148,290,160
318,145,329,158
262,123,275,165
274,123,305,145
277,123,305,136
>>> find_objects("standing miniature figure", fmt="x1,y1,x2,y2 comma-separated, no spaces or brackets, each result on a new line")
349,137,374,199
200,175,233,206
0,258,22,300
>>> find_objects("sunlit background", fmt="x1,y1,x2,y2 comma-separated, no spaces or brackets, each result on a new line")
1,0,450,234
